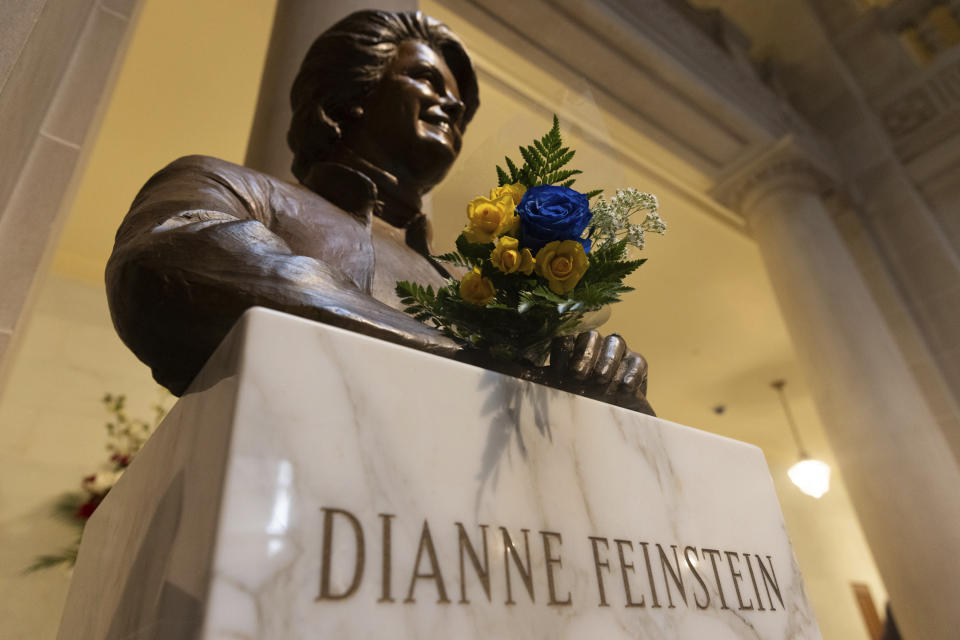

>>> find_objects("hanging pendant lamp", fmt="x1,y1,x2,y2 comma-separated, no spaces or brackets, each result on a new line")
771,379,831,499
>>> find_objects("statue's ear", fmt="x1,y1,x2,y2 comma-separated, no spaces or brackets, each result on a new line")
315,105,342,143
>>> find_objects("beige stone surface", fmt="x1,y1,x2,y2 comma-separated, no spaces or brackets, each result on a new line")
0,136,79,333
43,7,130,146
833,208,960,457
918,160,960,253
692,0,960,455
0,331,10,374
0,0,138,399
0,276,168,640
743,170,960,640
49,0,277,285
0,0,95,213
0,0,47,88
100,0,140,19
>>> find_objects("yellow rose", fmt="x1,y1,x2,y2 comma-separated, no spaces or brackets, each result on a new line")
463,194,519,243
490,236,535,275
489,183,526,206
535,240,589,294
459,267,496,306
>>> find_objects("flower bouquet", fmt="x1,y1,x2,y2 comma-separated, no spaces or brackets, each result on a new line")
26,393,167,572
396,116,664,368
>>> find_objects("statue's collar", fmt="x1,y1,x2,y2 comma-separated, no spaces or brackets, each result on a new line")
301,161,431,256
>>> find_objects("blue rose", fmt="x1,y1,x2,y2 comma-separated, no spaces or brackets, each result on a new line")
516,185,592,253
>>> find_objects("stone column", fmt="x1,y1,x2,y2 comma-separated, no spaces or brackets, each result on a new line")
0,0,142,388
718,140,960,640
244,0,416,181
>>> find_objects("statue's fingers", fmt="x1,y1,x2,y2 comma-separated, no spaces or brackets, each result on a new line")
616,352,646,395
549,334,576,375
639,358,648,396
571,330,602,380
593,334,626,385
605,353,630,397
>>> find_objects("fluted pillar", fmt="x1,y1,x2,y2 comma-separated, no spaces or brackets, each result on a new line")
244,0,416,180
717,140,960,640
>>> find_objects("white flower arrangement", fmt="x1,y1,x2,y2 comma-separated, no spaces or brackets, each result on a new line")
589,188,666,251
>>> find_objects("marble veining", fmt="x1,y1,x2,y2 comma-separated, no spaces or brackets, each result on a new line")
59,307,821,639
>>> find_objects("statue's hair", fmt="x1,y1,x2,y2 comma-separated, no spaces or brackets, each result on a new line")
288,10,479,183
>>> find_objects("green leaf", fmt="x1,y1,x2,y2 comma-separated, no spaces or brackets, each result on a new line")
519,145,538,173
493,114,595,190
455,235,494,266
546,169,581,184
433,251,471,268
52,493,88,528
505,156,520,183
25,541,80,573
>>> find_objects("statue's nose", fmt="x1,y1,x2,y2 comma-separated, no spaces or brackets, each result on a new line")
440,92,465,125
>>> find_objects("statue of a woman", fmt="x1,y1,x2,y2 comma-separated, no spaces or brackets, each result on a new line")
106,10,651,413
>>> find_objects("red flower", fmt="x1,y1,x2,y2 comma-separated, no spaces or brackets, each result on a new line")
75,496,102,520
110,453,132,467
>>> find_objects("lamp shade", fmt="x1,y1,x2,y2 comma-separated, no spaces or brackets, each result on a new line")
788,458,831,498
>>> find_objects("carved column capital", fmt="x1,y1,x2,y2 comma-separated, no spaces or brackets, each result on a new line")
711,136,840,220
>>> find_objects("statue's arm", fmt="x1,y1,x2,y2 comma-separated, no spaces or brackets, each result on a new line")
107,156,455,394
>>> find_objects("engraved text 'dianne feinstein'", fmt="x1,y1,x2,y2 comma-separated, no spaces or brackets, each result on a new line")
315,507,786,611
104,10,652,414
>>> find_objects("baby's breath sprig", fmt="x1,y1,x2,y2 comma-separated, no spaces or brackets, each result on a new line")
589,188,665,251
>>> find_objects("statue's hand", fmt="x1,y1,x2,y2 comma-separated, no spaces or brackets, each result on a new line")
549,330,654,416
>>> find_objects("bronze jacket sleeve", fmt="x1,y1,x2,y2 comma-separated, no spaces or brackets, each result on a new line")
106,155,454,395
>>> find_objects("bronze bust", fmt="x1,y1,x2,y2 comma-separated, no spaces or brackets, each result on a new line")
106,10,652,414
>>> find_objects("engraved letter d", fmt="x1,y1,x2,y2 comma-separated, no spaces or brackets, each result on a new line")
319,507,365,600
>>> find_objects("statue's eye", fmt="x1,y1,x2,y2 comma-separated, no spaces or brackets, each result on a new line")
409,66,443,92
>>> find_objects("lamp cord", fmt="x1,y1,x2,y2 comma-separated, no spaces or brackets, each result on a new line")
771,380,809,459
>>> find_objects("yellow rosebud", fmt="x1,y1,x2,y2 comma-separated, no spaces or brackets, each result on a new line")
490,236,535,275
459,267,496,306
489,183,526,206
463,194,519,243
535,240,589,294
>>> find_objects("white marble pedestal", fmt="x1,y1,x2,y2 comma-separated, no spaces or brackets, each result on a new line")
58,308,820,639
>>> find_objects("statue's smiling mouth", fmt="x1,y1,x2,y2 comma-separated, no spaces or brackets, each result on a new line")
420,111,453,132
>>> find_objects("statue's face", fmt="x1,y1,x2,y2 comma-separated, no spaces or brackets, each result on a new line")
347,39,466,193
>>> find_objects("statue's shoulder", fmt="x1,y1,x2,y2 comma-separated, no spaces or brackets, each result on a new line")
146,154,298,195
126,154,326,229
162,153,236,172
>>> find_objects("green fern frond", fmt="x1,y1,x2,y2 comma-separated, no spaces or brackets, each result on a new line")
433,251,472,268
494,114,593,191
505,157,520,182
